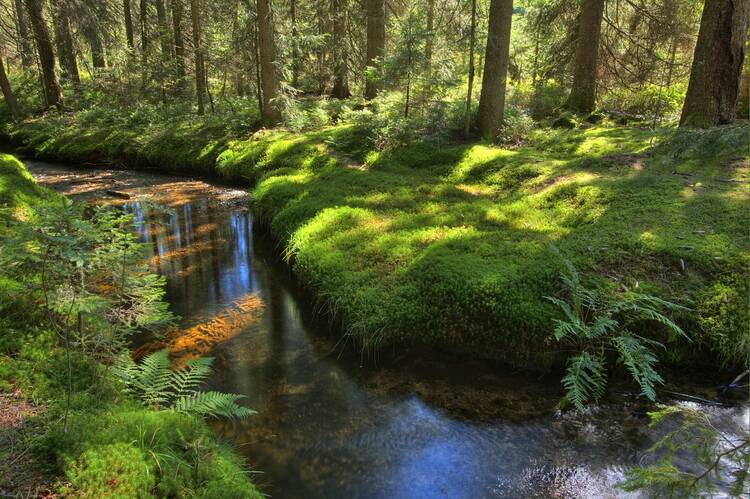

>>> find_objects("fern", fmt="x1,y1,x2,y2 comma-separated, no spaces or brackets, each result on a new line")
562,352,607,410
612,335,663,401
113,350,254,419
174,392,256,419
545,248,689,409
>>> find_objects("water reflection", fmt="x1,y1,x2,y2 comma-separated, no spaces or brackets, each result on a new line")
27,161,749,499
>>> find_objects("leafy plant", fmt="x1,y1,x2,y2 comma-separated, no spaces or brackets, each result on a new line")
545,250,689,409
113,350,255,420
621,404,750,496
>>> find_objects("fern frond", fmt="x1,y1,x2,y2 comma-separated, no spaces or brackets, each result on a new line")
612,335,663,401
174,391,256,419
170,357,214,398
562,352,607,410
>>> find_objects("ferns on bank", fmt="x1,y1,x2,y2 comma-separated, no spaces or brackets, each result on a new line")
114,350,255,420
546,249,689,409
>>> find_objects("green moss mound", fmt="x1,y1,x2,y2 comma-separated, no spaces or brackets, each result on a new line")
5,114,748,369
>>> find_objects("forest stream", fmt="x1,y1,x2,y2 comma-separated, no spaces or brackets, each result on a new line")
25,159,749,499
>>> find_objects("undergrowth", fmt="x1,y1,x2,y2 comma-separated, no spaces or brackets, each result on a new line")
0,154,261,497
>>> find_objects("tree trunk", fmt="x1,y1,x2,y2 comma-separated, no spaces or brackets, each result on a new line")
124,0,135,49
476,0,513,141
331,0,351,98
155,0,171,58
365,0,385,99
738,58,749,119
464,0,476,137
25,0,63,109
566,0,605,114
291,0,299,88
171,0,187,91
316,0,330,94
252,12,264,115
0,50,22,120
257,0,281,124
140,0,150,67
189,0,206,114
14,0,34,68
85,23,106,68
680,0,748,127
425,0,435,70
52,0,80,87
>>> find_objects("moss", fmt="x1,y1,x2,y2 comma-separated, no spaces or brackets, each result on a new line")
5,114,748,369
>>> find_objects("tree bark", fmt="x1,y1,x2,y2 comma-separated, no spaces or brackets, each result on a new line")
316,0,330,94
365,0,385,99
290,0,299,88
566,0,605,114
140,0,150,67
477,0,513,141
680,0,748,127
331,0,351,98
85,23,106,68
464,0,477,137
257,0,281,124
170,0,187,90
124,0,135,49
14,0,34,68
25,0,63,109
189,0,206,114
155,0,171,59
52,0,80,87
0,50,22,120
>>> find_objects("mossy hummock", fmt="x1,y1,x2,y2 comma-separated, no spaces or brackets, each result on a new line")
4,114,749,369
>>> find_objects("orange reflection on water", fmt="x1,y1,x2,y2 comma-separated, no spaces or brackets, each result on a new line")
138,293,265,366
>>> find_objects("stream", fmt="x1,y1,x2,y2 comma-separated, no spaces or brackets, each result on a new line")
25,159,749,498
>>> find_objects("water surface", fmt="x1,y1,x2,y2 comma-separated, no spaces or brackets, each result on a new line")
26,160,748,499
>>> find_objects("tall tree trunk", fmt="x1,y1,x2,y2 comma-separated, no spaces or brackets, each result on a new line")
257,0,281,124
424,0,435,70
316,0,329,94
24,0,63,109
155,0,171,58
0,50,22,120
140,0,150,66
290,0,299,88
566,0,605,114
331,0,351,98
476,0,513,140
52,0,80,87
124,0,135,49
85,23,106,68
364,0,385,99
252,12,264,115
171,0,187,91
680,0,748,127
14,0,34,68
189,0,206,114
738,58,749,119
464,0,476,137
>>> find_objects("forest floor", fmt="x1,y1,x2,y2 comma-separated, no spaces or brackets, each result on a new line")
3,111,749,370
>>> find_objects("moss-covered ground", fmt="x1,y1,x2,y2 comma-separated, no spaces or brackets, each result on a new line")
0,153,262,497
4,112,748,369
